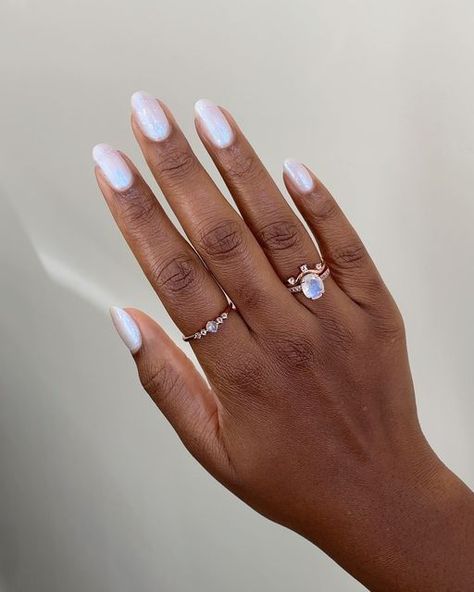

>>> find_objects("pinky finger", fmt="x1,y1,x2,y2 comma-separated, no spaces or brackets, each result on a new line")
109,307,229,475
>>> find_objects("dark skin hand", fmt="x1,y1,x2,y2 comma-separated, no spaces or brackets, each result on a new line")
93,94,474,591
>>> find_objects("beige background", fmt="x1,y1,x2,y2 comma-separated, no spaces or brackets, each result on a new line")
0,1,473,590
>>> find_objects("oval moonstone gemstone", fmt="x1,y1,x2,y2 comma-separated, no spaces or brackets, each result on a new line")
301,272,324,300
206,320,219,333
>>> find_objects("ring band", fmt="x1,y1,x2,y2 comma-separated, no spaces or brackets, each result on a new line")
287,262,330,300
182,302,235,342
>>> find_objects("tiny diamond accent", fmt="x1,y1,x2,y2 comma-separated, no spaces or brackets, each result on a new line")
182,302,234,342
206,320,219,333
300,264,309,273
287,277,296,285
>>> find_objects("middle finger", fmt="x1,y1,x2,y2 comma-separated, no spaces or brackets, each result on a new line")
130,91,300,331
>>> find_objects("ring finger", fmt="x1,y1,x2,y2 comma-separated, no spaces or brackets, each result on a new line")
192,99,347,315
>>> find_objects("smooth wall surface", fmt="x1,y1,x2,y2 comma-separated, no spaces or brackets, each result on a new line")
0,1,473,590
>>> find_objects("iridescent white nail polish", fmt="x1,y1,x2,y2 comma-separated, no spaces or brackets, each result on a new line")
194,99,234,149
131,91,171,142
110,307,142,353
93,144,133,191
283,159,314,193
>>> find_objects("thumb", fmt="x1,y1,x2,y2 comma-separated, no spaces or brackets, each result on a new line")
109,306,226,471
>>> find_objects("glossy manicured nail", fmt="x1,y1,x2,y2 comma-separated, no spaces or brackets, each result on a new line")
283,159,314,193
131,91,171,142
110,307,142,353
194,99,234,149
93,144,133,191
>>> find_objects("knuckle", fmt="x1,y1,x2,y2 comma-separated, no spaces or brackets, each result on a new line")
222,352,266,394
332,242,368,270
271,332,316,370
150,254,201,294
257,219,300,253
225,147,261,182
120,194,156,230
311,192,339,223
321,316,358,354
155,149,197,179
140,359,185,404
199,219,246,260
372,308,406,345
233,282,266,310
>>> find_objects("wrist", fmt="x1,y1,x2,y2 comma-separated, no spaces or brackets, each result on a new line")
302,448,474,591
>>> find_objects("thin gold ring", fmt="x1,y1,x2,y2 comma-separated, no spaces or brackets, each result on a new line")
182,302,235,342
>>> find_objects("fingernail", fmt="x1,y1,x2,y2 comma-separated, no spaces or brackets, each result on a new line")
194,99,234,148
131,91,171,142
110,307,142,353
93,144,133,191
283,159,314,193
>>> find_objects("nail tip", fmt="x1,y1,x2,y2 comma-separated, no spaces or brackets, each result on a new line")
109,305,120,318
91,143,103,161
92,143,113,162
109,307,142,353
194,98,213,114
109,305,124,326
130,89,152,105
131,89,150,97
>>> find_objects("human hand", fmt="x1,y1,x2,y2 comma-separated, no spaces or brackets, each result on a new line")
94,93,474,591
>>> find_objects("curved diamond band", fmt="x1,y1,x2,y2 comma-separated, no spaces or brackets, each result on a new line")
182,302,235,342
286,262,331,300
